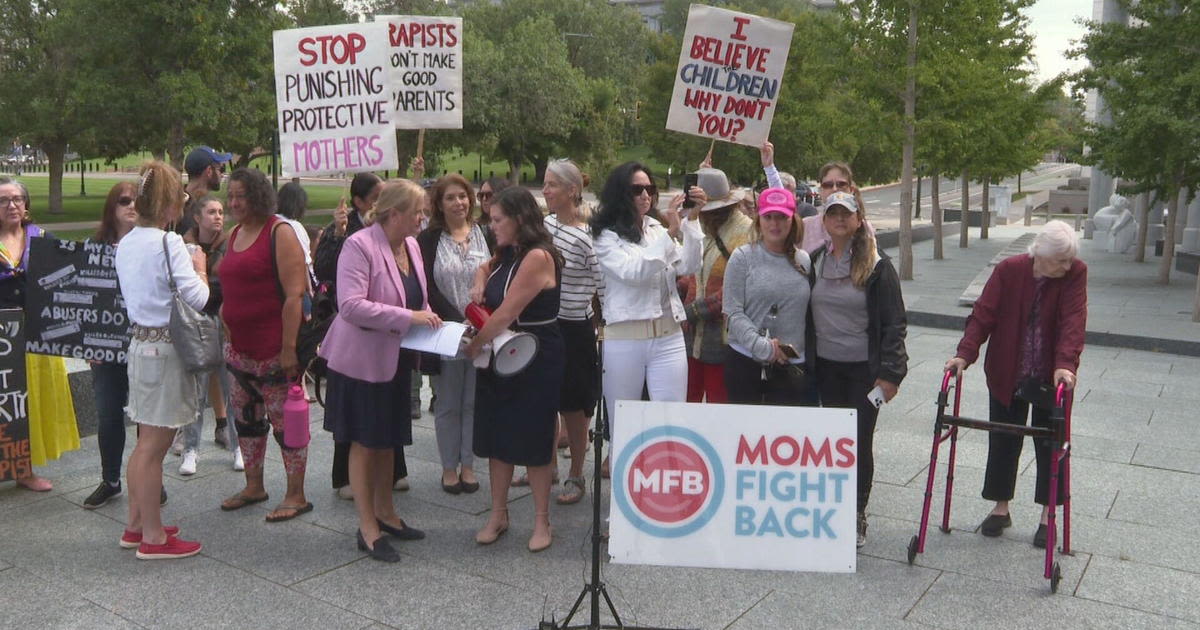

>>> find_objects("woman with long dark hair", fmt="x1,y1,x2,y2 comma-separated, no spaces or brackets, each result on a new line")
82,181,139,508
465,187,565,553
590,162,702,475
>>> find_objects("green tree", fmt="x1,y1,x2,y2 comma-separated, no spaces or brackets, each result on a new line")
0,0,94,214
1071,0,1200,294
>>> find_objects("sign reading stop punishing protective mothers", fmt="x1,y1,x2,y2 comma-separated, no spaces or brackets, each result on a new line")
609,401,857,573
377,15,463,129
666,5,794,147
274,22,398,177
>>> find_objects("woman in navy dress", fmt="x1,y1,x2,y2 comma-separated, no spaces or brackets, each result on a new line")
465,187,564,553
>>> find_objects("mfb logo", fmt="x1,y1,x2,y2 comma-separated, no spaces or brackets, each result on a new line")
613,426,724,538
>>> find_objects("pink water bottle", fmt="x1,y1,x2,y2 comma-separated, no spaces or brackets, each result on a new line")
282,382,310,448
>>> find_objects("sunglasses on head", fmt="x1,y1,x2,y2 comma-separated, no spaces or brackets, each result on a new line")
630,183,657,197
820,180,850,190
118,196,135,206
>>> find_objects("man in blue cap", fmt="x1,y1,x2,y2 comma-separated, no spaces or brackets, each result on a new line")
177,146,233,234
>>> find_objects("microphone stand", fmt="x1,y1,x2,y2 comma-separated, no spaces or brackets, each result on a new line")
544,320,692,630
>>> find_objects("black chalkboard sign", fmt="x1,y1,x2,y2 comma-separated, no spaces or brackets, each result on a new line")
0,309,30,481
25,237,131,363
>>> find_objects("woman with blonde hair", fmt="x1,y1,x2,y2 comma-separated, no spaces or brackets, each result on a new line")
321,179,438,561
115,162,210,558
540,159,602,504
808,190,907,549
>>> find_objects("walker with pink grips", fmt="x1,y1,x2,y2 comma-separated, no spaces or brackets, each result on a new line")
906,370,1073,593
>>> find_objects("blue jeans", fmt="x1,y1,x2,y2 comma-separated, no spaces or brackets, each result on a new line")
181,366,237,451
91,362,129,484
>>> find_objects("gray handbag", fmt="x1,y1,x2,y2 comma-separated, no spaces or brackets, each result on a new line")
162,233,222,372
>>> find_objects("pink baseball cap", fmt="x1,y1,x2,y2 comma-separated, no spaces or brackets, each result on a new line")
757,187,795,217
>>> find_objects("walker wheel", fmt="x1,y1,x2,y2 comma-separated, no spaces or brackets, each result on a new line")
939,525,951,534
906,535,919,565
1050,562,1062,594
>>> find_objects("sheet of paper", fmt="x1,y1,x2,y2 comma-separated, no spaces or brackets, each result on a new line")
400,321,467,357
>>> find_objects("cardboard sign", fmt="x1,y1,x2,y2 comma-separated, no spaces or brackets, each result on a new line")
609,401,857,573
25,238,130,363
665,5,794,147
274,22,399,177
0,309,30,482
377,15,463,129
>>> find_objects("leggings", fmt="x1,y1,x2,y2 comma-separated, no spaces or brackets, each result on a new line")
816,357,878,514
226,346,307,476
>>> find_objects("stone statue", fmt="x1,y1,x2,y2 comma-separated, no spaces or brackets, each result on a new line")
1093,193,1130,233
1108,208,1137,254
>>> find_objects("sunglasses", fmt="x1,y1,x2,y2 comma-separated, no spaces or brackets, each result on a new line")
820,180,850,190
630,183,657,197
118,196,135,206
477,191,493,201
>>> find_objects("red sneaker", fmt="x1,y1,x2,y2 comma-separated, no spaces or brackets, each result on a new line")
120,526,181,549
136,536,201,560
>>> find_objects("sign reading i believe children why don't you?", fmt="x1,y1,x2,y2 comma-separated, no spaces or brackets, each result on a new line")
608,401,857,573
666,5,794,147
274,22,399,177
377,15,463,129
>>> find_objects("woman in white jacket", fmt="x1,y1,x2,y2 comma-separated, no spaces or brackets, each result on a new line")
590,162,703,474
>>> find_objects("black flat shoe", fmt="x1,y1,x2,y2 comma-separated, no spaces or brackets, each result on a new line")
442,480,463,495
980,513,1011,537
357,530,400,562
1033,524,1048,549
459,480,480,494
378,518,426,541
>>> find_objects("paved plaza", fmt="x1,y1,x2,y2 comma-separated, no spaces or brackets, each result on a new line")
1,221,1199,629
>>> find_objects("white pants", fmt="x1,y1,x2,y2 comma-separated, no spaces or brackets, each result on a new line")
602,332,687,436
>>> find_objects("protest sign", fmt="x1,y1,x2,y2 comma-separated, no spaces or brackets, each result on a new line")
377,15,463,129
0,309,29,482
274,22,399,177
665,5,794,147
609,400,857,573
25,238,131,363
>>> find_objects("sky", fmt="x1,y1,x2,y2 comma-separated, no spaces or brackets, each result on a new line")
1023,0,1093,85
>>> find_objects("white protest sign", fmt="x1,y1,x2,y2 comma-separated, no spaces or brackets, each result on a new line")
377,15,463,129
665,5,794,147
609,401,857,573
273,23,398,177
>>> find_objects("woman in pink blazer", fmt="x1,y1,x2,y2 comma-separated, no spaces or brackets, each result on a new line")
320,179,443,562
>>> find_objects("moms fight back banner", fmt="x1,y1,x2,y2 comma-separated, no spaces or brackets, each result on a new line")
274,23,399,177
609,401,857,573
378,15,463,129
666,5,794,147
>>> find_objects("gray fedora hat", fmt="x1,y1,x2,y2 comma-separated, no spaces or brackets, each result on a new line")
695,168,747,212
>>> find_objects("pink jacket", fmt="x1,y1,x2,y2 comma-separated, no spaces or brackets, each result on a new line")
318,223,429,383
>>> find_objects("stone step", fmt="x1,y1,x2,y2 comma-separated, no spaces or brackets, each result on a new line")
957,232,1036,305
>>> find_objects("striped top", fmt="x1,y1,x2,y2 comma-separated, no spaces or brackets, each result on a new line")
545,213,603,321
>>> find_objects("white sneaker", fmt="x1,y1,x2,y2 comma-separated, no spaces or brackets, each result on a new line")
393,477,410,491
232,448,245,471
179,449,198,476
336,485,354,500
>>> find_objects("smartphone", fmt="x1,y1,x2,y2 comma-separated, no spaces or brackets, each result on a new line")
867,385,886,409
779,343,800,360
683,173,699,209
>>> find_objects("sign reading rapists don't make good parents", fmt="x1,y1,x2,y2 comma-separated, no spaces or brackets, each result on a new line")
274,22,399,177
666,5,794,147
377,15,463,130
609,401,857,573
0,309,29,482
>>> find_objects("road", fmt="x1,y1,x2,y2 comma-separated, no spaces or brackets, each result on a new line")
859,162,1079,222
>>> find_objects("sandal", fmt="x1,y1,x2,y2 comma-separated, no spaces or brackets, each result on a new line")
220,492,269,511
265,502,314,523
556,476,586,505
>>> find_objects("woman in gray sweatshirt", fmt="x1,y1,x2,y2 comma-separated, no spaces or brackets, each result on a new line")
721,188,813,405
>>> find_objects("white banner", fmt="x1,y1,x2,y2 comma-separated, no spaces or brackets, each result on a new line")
273,23,399,177
665,5,794,147
377,15,463,129
609,401,857,573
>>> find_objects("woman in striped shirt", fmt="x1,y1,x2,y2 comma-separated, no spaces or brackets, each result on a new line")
541,159,603,505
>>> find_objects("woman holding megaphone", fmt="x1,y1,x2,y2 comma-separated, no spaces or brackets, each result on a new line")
465,187,565,553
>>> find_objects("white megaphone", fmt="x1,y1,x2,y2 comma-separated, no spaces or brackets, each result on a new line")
465,303,539,377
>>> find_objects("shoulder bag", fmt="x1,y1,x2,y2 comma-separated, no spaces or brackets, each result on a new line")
162,233,222,372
